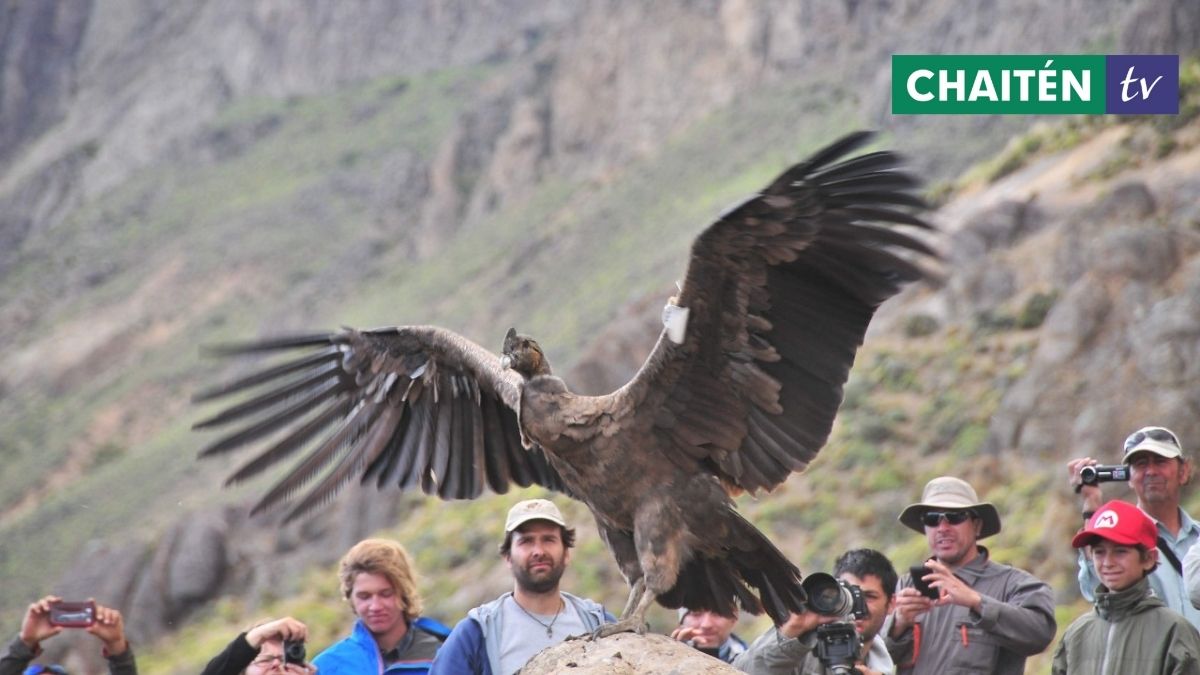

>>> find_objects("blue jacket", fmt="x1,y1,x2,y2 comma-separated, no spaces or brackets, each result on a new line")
430,592,612,675
313,617,450,674
715,633,748,664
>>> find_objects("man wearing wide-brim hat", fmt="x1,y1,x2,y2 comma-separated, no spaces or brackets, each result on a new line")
883,476,1056,675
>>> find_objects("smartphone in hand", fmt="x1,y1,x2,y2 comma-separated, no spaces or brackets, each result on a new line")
909,565,939,600
48,600,96,627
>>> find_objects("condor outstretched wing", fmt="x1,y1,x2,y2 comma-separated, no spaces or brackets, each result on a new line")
193,326,569,521
621,131,935,492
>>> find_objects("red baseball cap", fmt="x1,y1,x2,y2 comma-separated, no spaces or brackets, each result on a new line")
1071,500,1157,549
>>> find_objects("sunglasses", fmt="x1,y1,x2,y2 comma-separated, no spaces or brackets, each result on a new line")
922,510,976,527
1124,427,1180,453
26,667,69,675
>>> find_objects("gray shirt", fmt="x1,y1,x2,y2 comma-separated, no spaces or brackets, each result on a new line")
496,595,587,675
883,547,1055,675
733,625,894,674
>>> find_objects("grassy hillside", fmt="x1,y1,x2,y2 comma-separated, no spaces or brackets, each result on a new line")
0,64,497,610
0,65,864,619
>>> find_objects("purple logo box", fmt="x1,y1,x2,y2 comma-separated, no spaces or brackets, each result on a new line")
1106,55,1178,114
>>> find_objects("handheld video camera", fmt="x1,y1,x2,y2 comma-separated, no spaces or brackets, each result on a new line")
802,573,868,675
1079,464,1130,487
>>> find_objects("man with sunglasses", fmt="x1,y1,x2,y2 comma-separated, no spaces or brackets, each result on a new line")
1068,425,1200,629
882,476,1055,675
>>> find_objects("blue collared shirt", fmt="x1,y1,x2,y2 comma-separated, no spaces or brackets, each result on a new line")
1078,505,1200,629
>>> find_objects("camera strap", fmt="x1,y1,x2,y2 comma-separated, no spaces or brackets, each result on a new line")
1157,537,1183,576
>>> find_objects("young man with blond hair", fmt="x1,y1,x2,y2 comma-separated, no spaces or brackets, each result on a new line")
313,538,449,674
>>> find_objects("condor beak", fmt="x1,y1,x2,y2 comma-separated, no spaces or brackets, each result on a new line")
500,355,512,370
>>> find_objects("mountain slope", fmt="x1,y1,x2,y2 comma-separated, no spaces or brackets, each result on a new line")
2,3,1200,672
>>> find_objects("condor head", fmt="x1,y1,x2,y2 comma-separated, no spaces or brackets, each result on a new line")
501,327,552,379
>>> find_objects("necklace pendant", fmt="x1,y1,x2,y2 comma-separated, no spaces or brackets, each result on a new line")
546,626,553,637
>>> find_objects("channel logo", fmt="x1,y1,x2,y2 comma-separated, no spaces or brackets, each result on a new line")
892,54,1178,115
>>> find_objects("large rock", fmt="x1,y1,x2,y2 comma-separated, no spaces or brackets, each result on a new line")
1091,226,1178,283
1129,288,1200,386
1033,276,1112,368
948,199,1044,262
520,633,741,675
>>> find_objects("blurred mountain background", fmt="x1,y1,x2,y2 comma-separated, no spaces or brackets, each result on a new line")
2,1,1199,672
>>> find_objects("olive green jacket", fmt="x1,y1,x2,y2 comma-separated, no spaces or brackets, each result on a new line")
1052,576,1200,675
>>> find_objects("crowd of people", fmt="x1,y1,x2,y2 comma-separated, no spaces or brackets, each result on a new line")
6,424,1200,674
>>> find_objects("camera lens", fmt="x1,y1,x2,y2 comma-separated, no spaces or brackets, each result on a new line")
802,573,853,616
1080,466,1099,485
283,640,306,664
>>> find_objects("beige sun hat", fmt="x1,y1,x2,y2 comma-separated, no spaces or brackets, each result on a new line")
898,476,1001,539
1123,426,1184,461
504,498,567,533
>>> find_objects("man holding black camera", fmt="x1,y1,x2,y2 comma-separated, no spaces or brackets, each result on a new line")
1068,425,1200,629
732,548,897,675
883,476,1055,675
201,616,315,675
1,595,135,675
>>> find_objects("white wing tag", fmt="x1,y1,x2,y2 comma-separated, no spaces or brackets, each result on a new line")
661,302,690,344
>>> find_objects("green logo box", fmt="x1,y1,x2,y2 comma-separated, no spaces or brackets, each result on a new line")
892,55,1105,114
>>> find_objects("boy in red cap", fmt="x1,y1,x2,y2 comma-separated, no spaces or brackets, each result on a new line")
1052,500,1200,674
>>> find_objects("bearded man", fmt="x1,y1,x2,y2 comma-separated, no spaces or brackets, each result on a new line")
430,499,614,675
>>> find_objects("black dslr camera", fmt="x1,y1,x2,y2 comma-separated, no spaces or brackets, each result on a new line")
802,573,868,675
1079,464,1130,487
284,639,306,665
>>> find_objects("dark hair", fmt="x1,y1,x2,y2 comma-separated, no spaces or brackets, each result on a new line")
834,548,899,600
499,522,576,557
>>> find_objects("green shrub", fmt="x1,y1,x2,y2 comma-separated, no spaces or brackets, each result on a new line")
903,313,941,338
1016,291,1058,329
973,309,1016,334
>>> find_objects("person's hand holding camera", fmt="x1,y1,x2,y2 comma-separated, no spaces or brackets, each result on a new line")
245,616,309,650
1067,457,1104,510
19,595,65,650
923,559,983,613
888,587,935,638
86,604,130,656
245,617,316,673
777,610,839,640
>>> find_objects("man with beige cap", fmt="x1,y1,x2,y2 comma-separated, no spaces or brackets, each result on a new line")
882,476,1055,674
430,498,613,675
1068,425,1200,629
